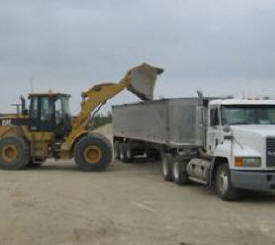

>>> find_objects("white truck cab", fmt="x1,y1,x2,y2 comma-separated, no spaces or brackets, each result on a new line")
202,99,275,199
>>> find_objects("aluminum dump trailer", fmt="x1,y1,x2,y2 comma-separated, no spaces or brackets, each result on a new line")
113,98,206,147
113,97,275,201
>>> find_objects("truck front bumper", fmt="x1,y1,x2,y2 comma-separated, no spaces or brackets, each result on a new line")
231,170,275,191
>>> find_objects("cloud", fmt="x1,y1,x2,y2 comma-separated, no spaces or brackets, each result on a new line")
0,0,274,113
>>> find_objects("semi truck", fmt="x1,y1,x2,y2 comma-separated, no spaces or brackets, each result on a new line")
112,97,275,200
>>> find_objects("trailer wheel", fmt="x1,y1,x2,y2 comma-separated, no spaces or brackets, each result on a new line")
172,158,188,185
125,143,133,162
119,143,127,162
0,136,30,170
74,134,113,171
215,163,239,201
161,153,173,181
114,141,120,160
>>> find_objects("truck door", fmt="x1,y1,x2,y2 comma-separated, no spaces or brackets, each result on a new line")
207,106,222,154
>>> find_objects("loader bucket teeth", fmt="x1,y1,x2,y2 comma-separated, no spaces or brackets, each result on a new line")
126,63,164,101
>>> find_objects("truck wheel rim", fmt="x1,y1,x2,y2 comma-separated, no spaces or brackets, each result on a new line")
2,144,18,163
84,146,102,164
218,171,229,194
173,162,179,180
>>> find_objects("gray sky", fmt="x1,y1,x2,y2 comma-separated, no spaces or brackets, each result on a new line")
0,0,275,114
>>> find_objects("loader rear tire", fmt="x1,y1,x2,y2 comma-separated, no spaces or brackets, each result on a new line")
0,136,30,170
74,134,113,171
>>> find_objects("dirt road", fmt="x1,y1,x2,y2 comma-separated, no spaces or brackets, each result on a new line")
0,125,275,245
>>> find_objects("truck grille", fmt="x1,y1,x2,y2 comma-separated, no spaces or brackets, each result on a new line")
266,138,275,167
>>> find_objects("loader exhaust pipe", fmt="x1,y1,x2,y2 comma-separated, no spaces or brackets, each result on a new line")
125,63,164,101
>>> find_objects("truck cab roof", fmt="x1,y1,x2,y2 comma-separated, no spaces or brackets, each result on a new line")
210,99,275,106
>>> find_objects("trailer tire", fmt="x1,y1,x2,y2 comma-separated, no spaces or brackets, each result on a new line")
125,143,133,162
114,141,120,160
74,134,113,171
161,153,173,181
172,158,188,185
0,136,30,170
119,143,127,163
215,163,239,201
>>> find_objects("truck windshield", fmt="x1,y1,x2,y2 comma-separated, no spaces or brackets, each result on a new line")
221,105,275,125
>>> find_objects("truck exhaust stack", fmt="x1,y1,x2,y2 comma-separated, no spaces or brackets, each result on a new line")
126,63,164,101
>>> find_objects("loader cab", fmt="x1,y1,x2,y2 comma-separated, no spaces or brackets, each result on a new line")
29,92,73,139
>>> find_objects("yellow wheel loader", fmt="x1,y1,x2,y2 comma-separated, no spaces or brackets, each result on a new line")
0,63,163,171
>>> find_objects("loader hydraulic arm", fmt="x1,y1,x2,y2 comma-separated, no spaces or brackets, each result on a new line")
64,75,131,146
64,63,164,148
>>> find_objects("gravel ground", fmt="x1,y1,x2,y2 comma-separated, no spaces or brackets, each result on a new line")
0,124,275,245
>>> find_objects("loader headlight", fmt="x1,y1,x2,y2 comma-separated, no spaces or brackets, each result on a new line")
235,157,261,167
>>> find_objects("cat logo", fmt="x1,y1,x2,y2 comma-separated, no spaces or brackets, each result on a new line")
1,120,12,127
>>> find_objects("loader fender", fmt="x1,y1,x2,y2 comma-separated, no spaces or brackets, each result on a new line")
71,130,89,151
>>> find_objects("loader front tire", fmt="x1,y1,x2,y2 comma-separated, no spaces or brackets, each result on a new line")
0,136,30,170
74,134,113,171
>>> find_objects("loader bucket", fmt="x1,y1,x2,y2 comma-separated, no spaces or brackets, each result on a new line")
126,63,164,101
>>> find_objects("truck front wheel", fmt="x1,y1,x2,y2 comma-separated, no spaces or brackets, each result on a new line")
215,163,239,201
74,134,113,171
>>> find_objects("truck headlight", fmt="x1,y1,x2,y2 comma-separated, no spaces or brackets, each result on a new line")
235,157,262,167
235,157,261,167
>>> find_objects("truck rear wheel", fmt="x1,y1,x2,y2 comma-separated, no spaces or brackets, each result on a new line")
172,158,188,185
74,134,113,171
215,163,239,201
161,153,173,181
0,136,30,170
